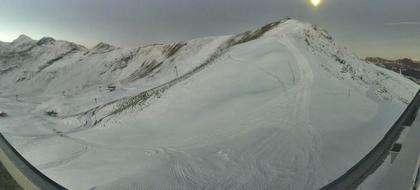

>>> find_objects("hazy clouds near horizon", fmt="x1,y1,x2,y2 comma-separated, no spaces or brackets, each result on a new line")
0,0,419,59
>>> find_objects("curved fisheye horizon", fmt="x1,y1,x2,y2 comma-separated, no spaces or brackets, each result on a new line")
0,1,419,190
0,0,419,60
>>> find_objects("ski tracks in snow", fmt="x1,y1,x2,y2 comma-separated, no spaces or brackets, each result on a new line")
277,35,324,189
157,35,321,190
163,34,322,190
37,145,88,170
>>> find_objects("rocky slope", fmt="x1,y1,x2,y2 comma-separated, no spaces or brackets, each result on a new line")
366,57,420,85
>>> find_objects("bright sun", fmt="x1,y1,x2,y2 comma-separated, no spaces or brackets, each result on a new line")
311,0,322,7
0,32,19,43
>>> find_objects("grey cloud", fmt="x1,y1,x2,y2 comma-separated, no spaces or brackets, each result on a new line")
386,22,420,26
0,0,419,59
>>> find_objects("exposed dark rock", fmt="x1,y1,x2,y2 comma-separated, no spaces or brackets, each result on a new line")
37,37,56,46
0,111,8,117
45,110,58,117
163,42,187,58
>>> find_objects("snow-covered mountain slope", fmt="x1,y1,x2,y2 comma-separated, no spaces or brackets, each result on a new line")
0,19,418,190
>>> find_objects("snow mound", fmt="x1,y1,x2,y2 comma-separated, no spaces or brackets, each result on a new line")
12,34,33,44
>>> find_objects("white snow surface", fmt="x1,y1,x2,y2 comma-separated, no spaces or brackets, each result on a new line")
0,20,418,190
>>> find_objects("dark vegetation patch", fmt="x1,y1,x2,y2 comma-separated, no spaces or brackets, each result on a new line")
228,19,289,47
123,60,164,82
163,42,187,58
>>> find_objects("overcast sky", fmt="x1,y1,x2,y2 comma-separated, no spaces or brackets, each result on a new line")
0,0,419,59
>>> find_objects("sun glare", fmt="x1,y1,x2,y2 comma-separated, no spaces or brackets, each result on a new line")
0,32,18,42
311,0,322,7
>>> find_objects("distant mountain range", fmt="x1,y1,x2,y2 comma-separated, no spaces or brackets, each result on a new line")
366,57,420,85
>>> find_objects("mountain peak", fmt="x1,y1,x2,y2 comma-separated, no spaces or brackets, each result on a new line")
37,37,56,46
12,34,33,44
90,42,117,53
95,42,115,49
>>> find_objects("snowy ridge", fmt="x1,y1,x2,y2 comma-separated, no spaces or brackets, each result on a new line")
300,25,417,104
0,19,419,190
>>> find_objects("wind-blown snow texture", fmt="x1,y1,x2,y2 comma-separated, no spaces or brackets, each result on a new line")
0,19,418,190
